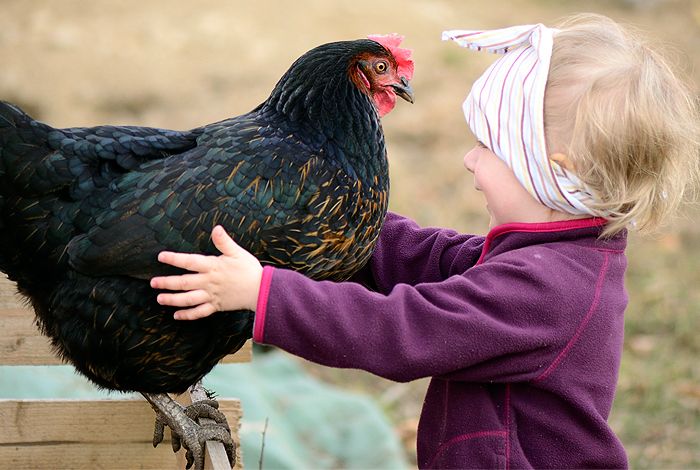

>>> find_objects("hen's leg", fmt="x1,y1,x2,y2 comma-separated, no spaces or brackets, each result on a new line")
142,385,235,470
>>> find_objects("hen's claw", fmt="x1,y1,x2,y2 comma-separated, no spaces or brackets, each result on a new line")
184,399,230,431
151,411,170,448
143,392,235,470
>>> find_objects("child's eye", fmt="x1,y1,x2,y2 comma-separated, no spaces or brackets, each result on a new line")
477,141,487,149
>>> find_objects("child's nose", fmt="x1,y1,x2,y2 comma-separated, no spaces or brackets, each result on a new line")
463,150,476,172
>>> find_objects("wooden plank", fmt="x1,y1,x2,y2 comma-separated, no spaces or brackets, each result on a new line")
0,307,62,365
0,398,242,443
2,442,195,470
0,305,251,365
0,398,242,470
222,342,251,364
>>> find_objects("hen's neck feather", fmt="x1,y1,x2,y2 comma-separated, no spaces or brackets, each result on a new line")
260,40,387,183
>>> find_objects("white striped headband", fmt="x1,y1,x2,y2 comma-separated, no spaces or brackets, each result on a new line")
442,24,602,217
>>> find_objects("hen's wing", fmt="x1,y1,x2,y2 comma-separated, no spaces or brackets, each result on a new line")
66,115,357,279
0,101,201,280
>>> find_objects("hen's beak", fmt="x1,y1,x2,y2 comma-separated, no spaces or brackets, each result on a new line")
391,76,414,104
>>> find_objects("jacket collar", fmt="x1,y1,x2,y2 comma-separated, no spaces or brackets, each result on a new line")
476,218,625,265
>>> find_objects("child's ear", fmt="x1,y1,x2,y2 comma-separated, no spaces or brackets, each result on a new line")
550,152,574,172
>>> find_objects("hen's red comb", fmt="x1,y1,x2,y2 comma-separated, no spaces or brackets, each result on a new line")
368,33,414,81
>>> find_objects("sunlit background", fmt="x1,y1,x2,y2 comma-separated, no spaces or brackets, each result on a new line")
1,0,699,467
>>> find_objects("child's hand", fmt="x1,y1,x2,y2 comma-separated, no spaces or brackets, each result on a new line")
150,225,263,320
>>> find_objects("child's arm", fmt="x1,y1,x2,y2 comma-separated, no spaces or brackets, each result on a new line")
254,264,585,383
153,226,612,383
352,212,485,292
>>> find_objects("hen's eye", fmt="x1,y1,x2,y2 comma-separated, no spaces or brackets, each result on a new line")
374,61,388,73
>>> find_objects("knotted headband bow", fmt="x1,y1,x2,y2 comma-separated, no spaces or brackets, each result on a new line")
442,24,601,216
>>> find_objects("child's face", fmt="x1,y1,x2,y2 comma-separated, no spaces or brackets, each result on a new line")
463,142,558,228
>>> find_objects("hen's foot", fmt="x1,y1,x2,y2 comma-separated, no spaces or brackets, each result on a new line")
142,391,235,470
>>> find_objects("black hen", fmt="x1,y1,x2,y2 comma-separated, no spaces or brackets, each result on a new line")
0,35,413,468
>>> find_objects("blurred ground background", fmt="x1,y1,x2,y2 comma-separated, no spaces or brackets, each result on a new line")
1,0,699,467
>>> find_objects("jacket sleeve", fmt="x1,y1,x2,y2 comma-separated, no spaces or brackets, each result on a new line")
351,212,486,292
254,251,603,383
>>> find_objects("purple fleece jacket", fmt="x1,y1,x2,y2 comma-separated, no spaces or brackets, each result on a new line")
253,212,629,469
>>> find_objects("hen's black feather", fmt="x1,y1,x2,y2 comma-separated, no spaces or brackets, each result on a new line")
0,39,394,393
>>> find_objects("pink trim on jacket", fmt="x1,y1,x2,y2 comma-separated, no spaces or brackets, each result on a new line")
476,217,608,265
253,266,275,343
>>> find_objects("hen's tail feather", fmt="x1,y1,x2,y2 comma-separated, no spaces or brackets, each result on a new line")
0,101,201,199
0,101,67,197
0,102,69,284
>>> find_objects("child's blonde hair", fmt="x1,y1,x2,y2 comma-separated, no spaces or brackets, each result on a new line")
544,13,699,236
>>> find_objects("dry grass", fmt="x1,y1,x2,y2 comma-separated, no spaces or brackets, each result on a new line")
2,0,699,467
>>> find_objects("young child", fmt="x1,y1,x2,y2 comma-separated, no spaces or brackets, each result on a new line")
150,14,698,469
